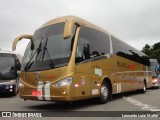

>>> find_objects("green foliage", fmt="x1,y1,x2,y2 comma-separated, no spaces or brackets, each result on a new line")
141,42,160,63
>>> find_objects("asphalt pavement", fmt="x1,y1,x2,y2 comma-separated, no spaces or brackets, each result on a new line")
0,87,160,119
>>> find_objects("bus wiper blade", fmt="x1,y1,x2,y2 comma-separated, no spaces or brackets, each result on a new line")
24,61,34,71
24,37,44,71
24,51,37,71
41,37,55,68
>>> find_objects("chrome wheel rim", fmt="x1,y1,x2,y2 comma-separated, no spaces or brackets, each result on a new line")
101,85,108,99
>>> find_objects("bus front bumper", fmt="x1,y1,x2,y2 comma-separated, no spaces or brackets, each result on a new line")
19,87,75,102
0,82,16,94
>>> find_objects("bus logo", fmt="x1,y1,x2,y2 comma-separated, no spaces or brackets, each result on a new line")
117,61,135,70
34,72,40,81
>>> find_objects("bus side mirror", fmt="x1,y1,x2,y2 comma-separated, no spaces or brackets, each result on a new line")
64,18,81,39
12,34,34,51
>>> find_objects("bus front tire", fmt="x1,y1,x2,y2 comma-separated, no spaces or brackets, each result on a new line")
98,81,111,104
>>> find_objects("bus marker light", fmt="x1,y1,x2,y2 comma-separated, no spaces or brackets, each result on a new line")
32,91,41,96
75,84,80,87
62,90,66,95
97,84,101,87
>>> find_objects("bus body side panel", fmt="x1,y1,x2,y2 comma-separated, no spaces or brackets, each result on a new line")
75,62,91,98
116,56,143,92
90,55,117,95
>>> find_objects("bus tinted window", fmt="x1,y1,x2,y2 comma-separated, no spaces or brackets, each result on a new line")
111,36,150,66
76,27,110,63
22,23,77,71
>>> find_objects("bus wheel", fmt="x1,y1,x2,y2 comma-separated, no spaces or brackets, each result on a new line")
98,81,110,104
140,81,147,93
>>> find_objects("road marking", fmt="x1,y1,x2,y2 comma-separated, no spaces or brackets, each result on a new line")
124,97,160,111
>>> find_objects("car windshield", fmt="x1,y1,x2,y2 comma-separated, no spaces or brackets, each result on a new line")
0,53,16,80
22,23,76,71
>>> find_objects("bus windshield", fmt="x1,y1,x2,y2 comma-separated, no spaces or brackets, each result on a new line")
0,53,16,80
22,23,76,71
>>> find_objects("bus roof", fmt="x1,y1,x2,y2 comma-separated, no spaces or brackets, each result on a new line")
40,16,109,35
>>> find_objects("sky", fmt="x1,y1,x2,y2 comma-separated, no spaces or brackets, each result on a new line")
0,0,160,56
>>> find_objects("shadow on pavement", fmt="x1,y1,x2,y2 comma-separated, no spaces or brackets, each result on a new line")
24,93,130,111
0,93,17,98
22,88,159,111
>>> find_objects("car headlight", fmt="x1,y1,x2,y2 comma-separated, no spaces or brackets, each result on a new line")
5,85,14,89
53,77,72,87
153,78,158,82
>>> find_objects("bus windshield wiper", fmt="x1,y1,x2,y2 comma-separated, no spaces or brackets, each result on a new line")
41,37,55,68
24,37,44,71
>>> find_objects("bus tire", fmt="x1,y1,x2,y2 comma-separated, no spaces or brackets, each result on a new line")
140,81,147,93
98,81,110,104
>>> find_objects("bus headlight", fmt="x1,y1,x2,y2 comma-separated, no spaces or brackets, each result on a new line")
53,77,72,87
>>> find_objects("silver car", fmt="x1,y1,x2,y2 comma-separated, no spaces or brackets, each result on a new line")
152,75,160,88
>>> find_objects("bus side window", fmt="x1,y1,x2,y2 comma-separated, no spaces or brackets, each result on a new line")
76,37,90,63
83,44,90,59
77,27,110,61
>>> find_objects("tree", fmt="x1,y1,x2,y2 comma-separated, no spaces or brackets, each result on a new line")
141,44,151,57
141,42,160,64
152,42,160,50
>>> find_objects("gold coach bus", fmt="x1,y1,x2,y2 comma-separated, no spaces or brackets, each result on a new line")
12,16,152,103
